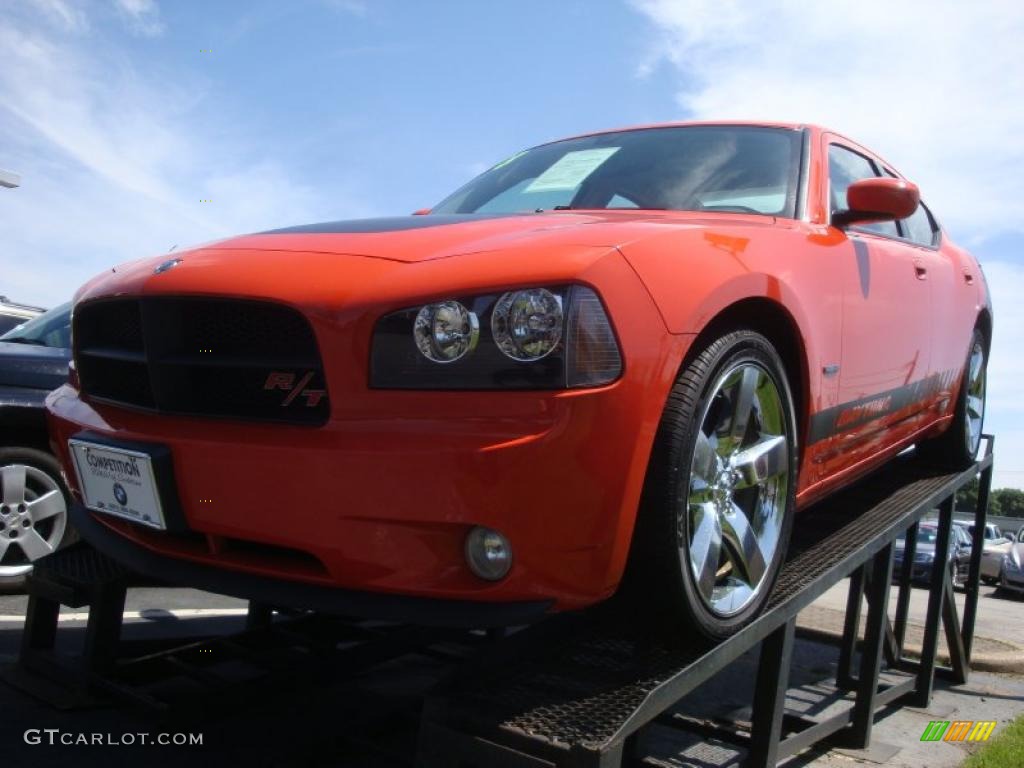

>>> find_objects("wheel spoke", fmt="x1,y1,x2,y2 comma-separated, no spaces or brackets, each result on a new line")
18,528,54,561
728,367,759,448
967,395,983,420
692,431,719,486
27,490,65,522
689,502,722,600
0,537,9,561
732,435,788,488
721,501,767,586
969,350,983,384
1,465,27,505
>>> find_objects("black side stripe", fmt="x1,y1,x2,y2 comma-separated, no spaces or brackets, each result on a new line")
808,368,959,445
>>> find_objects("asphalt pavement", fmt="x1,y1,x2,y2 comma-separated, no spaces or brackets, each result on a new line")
0,579,1020,767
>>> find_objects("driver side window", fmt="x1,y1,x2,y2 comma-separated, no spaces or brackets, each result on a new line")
828,145,898,238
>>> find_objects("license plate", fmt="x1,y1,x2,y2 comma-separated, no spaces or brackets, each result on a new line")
69,440,167,530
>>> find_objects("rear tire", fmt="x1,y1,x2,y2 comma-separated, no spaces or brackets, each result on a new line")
626,330,798,642
919,328,987,468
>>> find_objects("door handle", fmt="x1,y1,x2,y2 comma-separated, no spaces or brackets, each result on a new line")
914,262,928,280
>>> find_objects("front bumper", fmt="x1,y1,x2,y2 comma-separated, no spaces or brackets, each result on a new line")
1001,566,1024,592
48,379,669,611
893,558,938,583
69,500,551,627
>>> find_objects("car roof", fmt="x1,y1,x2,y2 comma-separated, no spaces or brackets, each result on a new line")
554,120,809,143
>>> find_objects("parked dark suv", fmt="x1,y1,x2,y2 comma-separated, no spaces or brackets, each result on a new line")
0,302,73,587
0,296,43,336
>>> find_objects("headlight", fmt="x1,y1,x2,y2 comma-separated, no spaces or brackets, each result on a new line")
370,285,621,389
492,288,563,361
1004,555,1021,572
413,301,479,362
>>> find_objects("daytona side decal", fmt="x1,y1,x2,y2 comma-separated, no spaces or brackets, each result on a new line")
808,368,959,445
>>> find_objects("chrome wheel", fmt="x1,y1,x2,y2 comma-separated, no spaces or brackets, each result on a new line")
965,341,986,457
0,464,67,579
683,363,791,617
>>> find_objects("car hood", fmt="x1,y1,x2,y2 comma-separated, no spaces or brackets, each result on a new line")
0,341,70,391
73,210,780,307
224,211,778,262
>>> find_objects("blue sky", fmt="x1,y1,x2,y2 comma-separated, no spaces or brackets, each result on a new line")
1,0,1022,488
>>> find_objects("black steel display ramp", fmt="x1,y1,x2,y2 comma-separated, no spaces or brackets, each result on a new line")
5,437,994,768
417,437,995,767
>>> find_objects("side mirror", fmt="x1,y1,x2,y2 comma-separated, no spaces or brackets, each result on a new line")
833,177,920,227
411,208,431,216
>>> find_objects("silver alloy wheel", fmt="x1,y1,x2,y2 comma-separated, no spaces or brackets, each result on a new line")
0,464,67,579
682,362,791,617
965,341,986,457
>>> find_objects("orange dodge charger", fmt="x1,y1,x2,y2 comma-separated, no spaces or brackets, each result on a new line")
43,122,990,639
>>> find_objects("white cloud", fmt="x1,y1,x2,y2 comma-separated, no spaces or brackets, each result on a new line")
629,1,1024,488
28,0,89,33
0,5,360,308
113,0,164,37
629,0,1024,241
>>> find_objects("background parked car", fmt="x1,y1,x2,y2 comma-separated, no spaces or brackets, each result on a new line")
964,521,1011,544
895,521,972,590
998,527,1024,596
0,302,73,588
0,296,44,336
961,520,1016,585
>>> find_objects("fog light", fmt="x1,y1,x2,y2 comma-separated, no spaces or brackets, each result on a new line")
465,526,512,581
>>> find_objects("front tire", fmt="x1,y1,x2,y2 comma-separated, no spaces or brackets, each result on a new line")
628,330,798,641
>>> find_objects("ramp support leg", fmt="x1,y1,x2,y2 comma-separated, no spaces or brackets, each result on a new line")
914,495,954,707
850,543,894,748
748,617,796,767
19,594,61,658
81,584,127,674
961,454,993,661
836,567,864,690
892,521,918,659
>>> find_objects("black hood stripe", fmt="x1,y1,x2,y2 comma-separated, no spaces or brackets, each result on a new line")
258,214,522,235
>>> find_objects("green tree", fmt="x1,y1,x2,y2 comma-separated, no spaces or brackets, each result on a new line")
993,488,1024,518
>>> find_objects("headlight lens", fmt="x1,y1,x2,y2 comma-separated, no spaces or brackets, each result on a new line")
370,285,621,390
413,301,479,362
492,289,563,361
1004,555,1021,572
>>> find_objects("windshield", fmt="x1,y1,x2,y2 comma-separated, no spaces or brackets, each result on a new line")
433,125,804,217
0,302,71,349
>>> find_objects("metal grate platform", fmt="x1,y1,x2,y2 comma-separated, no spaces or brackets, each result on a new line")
418,443,993,766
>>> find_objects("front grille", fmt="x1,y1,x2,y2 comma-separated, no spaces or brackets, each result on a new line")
75,297,329,425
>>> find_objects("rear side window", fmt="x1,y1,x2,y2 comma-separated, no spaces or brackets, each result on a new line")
828,145,898,238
